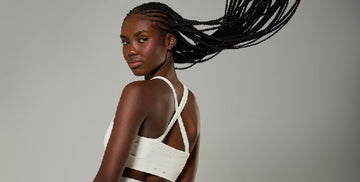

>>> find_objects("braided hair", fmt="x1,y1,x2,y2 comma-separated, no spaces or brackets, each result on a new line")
125,0,301,69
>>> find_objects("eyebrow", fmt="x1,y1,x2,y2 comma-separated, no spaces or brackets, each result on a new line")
120,30,148,39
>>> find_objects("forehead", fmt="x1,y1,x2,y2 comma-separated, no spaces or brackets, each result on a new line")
121,15,160,35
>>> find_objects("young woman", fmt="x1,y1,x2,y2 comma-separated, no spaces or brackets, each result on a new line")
94,1,300,181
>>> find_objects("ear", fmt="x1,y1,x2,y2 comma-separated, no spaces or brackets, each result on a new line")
165,33,177,51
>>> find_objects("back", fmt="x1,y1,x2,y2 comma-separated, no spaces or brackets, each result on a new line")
104,76,200,182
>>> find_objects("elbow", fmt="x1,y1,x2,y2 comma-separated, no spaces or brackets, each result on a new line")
93,175,119,182
93,178,117,182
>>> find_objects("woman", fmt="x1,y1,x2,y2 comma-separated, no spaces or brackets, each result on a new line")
94,1,300,181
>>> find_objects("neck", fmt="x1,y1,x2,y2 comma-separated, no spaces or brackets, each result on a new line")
144,52,178,82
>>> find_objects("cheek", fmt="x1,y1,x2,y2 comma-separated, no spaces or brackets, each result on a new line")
144,39,165,57
122,46,128,59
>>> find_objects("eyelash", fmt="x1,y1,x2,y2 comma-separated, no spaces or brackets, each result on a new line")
138,37,148,43
121,37,148,45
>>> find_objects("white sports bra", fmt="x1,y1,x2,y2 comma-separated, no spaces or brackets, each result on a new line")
104,76,190,182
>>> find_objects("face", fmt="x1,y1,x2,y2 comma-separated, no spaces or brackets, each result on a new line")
120,15,168,76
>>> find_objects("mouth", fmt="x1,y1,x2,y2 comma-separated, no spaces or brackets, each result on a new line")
127,60,143,69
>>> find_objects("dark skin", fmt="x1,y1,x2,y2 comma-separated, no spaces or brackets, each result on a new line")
93,14,200,182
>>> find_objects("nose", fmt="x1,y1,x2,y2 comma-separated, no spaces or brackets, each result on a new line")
129,50,137,56
127,44,138,57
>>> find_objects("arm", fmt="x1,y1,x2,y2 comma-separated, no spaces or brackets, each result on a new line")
176,137,200,182
93,82,150,182
177,90,200,182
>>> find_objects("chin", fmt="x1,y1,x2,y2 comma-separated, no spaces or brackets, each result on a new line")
130,69,147,76
131,71,143,76
133,72,144,76
130,67,159,77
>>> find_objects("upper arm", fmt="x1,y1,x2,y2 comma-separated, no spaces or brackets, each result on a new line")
94,82,151,182
176,137,200,182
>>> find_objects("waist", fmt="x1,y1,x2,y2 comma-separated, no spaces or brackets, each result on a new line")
120,177,142,182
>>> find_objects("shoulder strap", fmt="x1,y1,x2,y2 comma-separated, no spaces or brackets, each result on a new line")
173,86,189,153
151,76,178,108
151,76,190,153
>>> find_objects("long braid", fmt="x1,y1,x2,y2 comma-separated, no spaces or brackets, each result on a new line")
125,0,301,69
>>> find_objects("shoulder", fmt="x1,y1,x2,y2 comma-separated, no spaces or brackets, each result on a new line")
122,80,151,94
114,80,162,123
120,79,168,105
122,80,155,98
186,89,200,117
187,90,197,104
183,89,200,150
187,89,200,130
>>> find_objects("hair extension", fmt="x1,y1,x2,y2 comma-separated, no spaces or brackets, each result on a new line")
125,0,301,69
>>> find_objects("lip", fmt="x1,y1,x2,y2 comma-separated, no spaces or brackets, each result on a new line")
127,60,143,69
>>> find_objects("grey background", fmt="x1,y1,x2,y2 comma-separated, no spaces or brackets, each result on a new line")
1,0,359,181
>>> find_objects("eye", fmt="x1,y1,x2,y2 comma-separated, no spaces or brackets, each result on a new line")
121,40,129,45
138,37,148,43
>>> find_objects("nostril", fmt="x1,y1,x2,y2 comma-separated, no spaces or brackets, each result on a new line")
127,48,138,57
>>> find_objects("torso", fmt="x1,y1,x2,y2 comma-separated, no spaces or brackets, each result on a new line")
122,78,200,181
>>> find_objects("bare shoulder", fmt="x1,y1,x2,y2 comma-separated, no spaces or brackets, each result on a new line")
122,80,153,95
116,80,163,119
183,89,200,151
119,79,171,110
121,80,162,101
187,90,198,106
187,89,200,120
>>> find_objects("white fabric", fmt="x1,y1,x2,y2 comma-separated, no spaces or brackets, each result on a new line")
152,76,189,153
104,76,190,182
119,177,142,182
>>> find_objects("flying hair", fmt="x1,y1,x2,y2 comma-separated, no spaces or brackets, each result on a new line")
125,0,301,69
